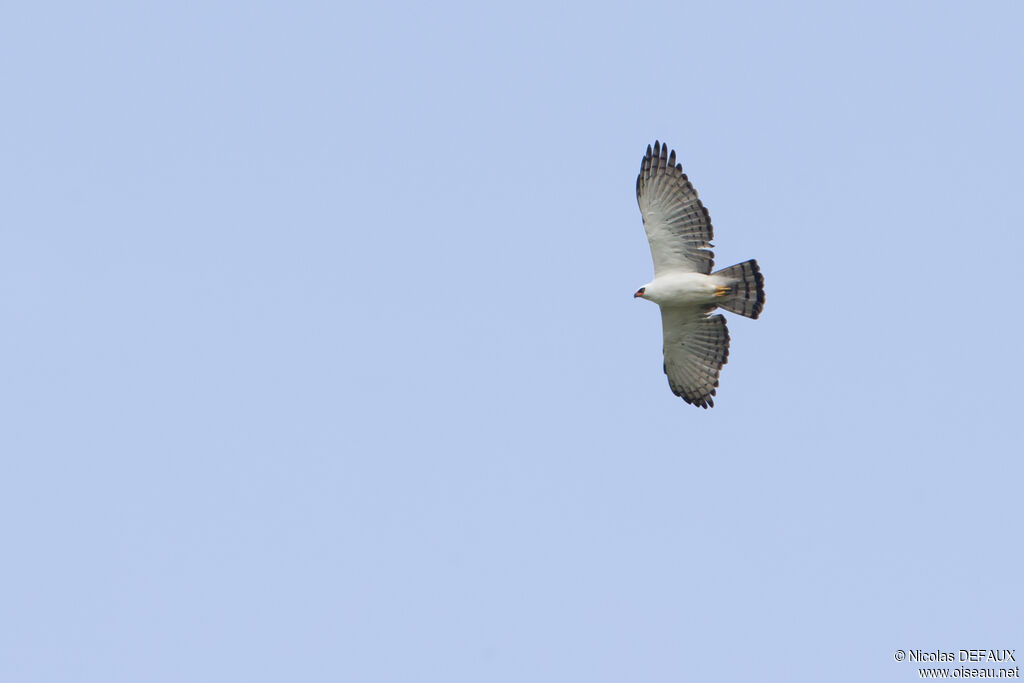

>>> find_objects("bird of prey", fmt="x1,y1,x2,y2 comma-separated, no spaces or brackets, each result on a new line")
634,141,764,408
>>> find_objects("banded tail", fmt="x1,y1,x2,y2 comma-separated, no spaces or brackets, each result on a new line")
713,259,765,319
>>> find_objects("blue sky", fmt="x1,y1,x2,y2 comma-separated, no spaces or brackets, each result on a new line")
2,2,1022,681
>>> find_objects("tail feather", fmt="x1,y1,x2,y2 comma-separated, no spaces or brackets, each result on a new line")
713,259,765,319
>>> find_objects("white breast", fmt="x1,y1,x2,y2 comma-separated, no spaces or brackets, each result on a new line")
643,272,718,306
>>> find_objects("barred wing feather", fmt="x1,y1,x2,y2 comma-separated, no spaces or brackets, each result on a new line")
636,141,714,276
661,307,730,409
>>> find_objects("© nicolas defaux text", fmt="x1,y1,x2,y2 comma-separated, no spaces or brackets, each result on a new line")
908,650,1016,663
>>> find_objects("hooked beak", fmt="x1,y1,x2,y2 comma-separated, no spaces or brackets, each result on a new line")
634,289,645,298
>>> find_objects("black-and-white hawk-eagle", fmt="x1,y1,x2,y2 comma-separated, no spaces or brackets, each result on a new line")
634,141,765,408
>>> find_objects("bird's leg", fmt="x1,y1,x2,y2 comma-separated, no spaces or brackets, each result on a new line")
714,286,731,297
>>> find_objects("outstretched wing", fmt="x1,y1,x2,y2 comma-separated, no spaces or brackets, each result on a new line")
661,306,730,408
636,141,714,276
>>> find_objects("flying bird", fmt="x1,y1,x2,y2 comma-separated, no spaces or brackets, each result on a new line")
634,141,764,407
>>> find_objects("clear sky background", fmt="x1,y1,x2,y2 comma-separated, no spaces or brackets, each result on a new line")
2,2,1022,681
